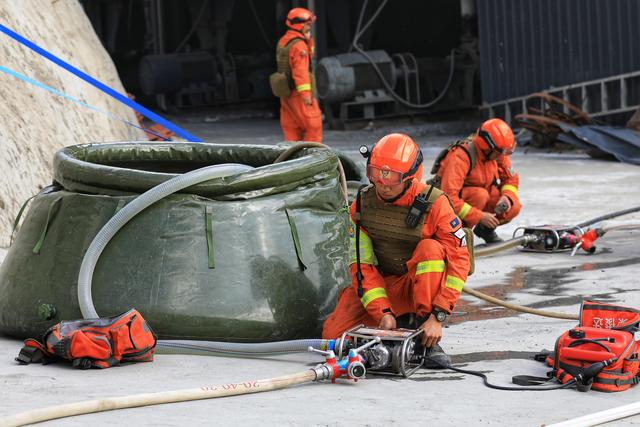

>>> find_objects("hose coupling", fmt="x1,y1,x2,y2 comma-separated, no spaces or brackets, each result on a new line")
311,363,334,382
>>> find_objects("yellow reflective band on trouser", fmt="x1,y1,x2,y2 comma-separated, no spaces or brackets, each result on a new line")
349,220,376,265
415,260,445,276
458,203,472,220
296,83,311,92
445,275,465,292
501,184,519,197
360,287,388,308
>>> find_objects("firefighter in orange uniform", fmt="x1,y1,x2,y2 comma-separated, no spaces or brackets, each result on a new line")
276,8,322,142
322,134,471,366
433,118,521,243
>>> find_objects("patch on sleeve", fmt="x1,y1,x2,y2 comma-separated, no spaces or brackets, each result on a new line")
299,50,308,57
451,228,467,247
449,217,460,229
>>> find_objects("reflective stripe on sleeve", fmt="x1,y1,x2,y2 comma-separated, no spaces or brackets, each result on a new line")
445,275,465,292
458,203,472,219
360,287,388,308
349,219,377,265
296,83,311,92
501,184,519,196
416,260,445,276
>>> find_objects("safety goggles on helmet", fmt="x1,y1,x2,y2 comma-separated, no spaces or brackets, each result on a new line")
366,165,407,186
288,14,316,26
478,129,516,155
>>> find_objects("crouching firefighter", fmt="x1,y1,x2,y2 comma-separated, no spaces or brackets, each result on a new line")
322,133,472,367
429,118,521,244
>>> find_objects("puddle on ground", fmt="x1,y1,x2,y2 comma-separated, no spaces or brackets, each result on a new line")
451,256,640,325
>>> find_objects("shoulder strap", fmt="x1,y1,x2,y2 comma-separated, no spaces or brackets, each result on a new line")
15,339,52,365
283,37,305,49
424,185,443,203
430,136,477,177
512,374,555,386
354,184,370,297
464,140,477,173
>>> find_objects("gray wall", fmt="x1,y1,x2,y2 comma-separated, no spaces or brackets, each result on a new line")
478,0,640,104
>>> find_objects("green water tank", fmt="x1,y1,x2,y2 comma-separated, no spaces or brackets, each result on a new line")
0,142,363,341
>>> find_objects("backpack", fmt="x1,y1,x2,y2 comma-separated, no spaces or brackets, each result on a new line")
427,137,477,189
540,301,640,392
15,309,157,369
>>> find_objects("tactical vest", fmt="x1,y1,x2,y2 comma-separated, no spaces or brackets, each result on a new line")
274,37,316,97
428,136,477,189
357,185,444,276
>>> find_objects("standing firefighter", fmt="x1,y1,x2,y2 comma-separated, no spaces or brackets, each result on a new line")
270,7,322,142
322,133,471,367
430,118,521,243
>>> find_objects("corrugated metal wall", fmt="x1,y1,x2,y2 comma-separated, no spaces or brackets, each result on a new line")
478,0,640,104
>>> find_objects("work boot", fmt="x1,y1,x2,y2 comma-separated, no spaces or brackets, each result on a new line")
473,224,504,244
422,343,451,369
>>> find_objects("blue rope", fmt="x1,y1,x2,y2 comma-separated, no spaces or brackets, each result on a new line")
0,65,170,141
0,23,202,142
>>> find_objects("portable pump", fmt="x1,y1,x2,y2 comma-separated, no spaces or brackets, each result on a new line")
334,325,425,377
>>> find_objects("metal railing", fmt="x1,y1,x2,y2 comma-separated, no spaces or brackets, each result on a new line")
482,70,640,124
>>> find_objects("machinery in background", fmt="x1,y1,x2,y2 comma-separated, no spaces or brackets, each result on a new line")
317,46,478,128
82,0,480,119
83,0,277,111
138,52,273,109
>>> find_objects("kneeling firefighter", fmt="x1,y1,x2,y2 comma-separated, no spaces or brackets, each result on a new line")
322,133,471,366
270,7,322,142
430,118,522,243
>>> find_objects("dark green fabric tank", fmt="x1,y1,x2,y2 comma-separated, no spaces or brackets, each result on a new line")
0,142,363,341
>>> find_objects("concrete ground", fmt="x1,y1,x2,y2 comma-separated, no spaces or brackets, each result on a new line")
1,115,640,426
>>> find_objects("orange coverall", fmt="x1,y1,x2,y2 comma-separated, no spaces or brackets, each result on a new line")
277,30,322,142
438,143,521,227
322,181,470,339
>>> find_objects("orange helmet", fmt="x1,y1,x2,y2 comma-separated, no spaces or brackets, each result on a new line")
361,133,423,186
286,8,316,31
473,118,516,156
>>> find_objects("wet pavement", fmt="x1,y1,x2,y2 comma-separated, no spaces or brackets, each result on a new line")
1,114,640,426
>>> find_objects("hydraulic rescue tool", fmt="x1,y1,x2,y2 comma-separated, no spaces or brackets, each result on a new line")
512,205,640,255
512,224,635,256
512,225,587,253
333,325,426,377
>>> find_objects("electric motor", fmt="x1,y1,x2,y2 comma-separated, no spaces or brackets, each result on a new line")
316,50,396,103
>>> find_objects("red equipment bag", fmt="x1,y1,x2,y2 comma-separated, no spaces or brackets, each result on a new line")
544,301,640,392
15,309,157,369
579,300,640,331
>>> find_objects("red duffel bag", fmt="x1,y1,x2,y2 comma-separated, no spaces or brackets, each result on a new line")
15,309,157,369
